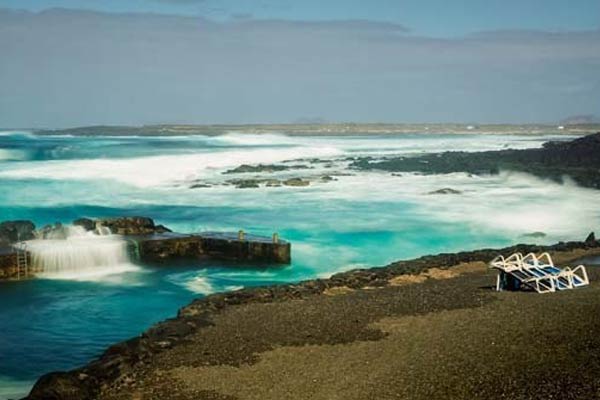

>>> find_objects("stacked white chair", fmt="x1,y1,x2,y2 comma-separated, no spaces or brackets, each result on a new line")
490,252,589,293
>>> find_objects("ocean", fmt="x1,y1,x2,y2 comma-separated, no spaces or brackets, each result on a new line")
1,130,599,398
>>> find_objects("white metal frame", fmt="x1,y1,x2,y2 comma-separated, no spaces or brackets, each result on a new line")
489,252,589,293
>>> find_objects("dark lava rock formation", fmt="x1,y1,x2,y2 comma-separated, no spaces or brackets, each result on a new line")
352,132,600,189
427,188,462,195
224,164,310,174
0,220,36,245
95,217,172,235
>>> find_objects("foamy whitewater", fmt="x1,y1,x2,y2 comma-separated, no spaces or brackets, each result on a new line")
0,129,598,398
25,226,137,281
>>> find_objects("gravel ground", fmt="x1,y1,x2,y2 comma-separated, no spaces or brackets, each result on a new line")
95,259,600,400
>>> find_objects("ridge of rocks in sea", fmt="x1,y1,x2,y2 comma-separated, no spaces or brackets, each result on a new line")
223,175,335,189
427,188,462,195
522,231,547,238
223,164,312,174
26,234,600,399
351,132,600,189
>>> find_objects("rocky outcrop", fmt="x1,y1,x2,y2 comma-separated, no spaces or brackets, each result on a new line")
73,218,95,231
352,132,600,189
283,178,309,187
0,251,17,280
522,232,547,238
226,176,319,189
0,220,35,245
96,217,171,235
28,372,95,400
586,232,596,244
427,188,462,195
26,233,600,399
224,164,310,174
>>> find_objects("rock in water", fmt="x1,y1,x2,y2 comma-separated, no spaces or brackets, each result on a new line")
73,218,95,231
155,224,173,233
523,232,547,239
283,178,310,187
36,223,69,239
96,216,158,235
0,220,36,245
585,232,596,244
428,188,462,195
28,371,95,400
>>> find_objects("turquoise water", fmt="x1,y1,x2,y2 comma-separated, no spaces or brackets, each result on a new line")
1,130,599,398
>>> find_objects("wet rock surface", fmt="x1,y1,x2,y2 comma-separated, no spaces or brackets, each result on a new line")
0,220,36,245
352,132,600,188
224,164,310,174
72,218,96,231
225,176,328,189
25,235,600,399
427,188,462,195
522,231,547,238
282,178,309,187
96,217,171,235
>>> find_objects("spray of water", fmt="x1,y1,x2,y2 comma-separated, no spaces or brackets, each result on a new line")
25,226,138,280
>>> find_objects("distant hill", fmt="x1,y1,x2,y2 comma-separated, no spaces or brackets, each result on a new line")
33,123,600,137
560,114,599,125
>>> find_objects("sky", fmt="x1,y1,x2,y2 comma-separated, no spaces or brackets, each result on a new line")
0,1,599,127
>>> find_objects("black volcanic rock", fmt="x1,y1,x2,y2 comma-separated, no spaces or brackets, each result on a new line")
96,217,167,235
283,178,309,187
28,372,96,400
0,220,36,245
585,232,596,244
73,218,95,231
224,164,291,174
352,132,600,189
522,232,547,239
428,188,462,195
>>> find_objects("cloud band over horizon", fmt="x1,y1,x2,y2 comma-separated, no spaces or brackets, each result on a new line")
0,8,599,128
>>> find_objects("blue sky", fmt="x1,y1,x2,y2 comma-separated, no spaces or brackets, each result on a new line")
2,0,599,37
0,2,599,127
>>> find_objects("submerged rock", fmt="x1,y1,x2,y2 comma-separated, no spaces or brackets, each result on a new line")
224,164,310,174
0,220,36,245
230,179,261,189
264,179,282,187
283,178,310,187
228,177,315,188
522,232,547,239
427,188,462,195
189,183,211,189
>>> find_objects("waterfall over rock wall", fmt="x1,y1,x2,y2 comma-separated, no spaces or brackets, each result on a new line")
25,226,136,279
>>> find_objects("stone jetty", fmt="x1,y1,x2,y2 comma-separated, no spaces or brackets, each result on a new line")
0,217,291,280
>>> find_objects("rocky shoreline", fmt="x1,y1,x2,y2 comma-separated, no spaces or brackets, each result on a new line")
26,233,600,399
352,132,600,189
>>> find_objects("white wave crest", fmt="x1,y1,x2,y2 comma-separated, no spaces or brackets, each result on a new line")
0,146,342,188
